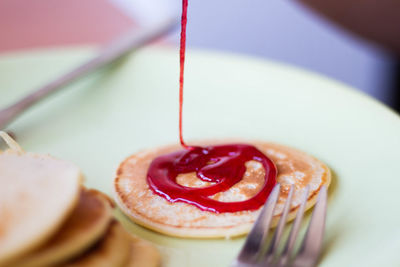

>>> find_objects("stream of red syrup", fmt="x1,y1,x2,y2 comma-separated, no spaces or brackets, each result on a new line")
146,0,277,213
179,0,188,148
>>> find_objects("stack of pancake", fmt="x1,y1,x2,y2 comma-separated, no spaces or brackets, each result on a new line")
0,132,159,267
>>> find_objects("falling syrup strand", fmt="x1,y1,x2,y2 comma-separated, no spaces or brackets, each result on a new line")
146,0,277,213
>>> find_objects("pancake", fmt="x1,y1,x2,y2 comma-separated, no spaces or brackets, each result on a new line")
0,132,82,265
10,188,113,267
114,140,331,238
126,237,160,267
63,221,131,267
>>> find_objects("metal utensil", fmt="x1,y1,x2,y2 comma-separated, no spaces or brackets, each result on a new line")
231,184,328,267
0,17,178,130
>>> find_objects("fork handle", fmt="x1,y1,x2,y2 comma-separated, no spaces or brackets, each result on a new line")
0,18,177,130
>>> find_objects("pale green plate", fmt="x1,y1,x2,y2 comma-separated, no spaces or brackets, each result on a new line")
1,46,399,266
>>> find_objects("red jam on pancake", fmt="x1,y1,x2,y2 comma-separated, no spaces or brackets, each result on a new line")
113,141,331,238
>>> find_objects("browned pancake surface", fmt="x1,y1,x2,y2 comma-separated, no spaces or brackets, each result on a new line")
10,188,113,267
63,222,131,267
114,141,330,238
0,150,82,265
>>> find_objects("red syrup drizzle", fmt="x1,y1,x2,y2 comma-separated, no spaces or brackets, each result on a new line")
179,0,188,148
146,0,277,213
147,144,277,213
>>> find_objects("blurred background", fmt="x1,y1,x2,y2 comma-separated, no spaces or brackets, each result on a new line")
0,0,399,112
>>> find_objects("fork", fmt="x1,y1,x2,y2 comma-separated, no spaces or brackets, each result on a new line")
231,184,328,267
0,17,178,131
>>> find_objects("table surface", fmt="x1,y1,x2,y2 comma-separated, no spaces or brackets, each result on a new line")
0,0,134,52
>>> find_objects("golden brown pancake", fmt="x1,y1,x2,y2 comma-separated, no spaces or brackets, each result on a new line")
62,221,131,267
10,188,113,267
0,132,82,265
113,141,331,238
126,237,160,267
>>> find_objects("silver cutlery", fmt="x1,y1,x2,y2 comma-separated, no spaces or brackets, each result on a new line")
231,184,327,267
0,17,178,130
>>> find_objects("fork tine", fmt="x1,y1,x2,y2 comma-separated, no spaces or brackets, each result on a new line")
264,184,294,261
277,185,310,266
292,185,328,267
235,184,281,264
